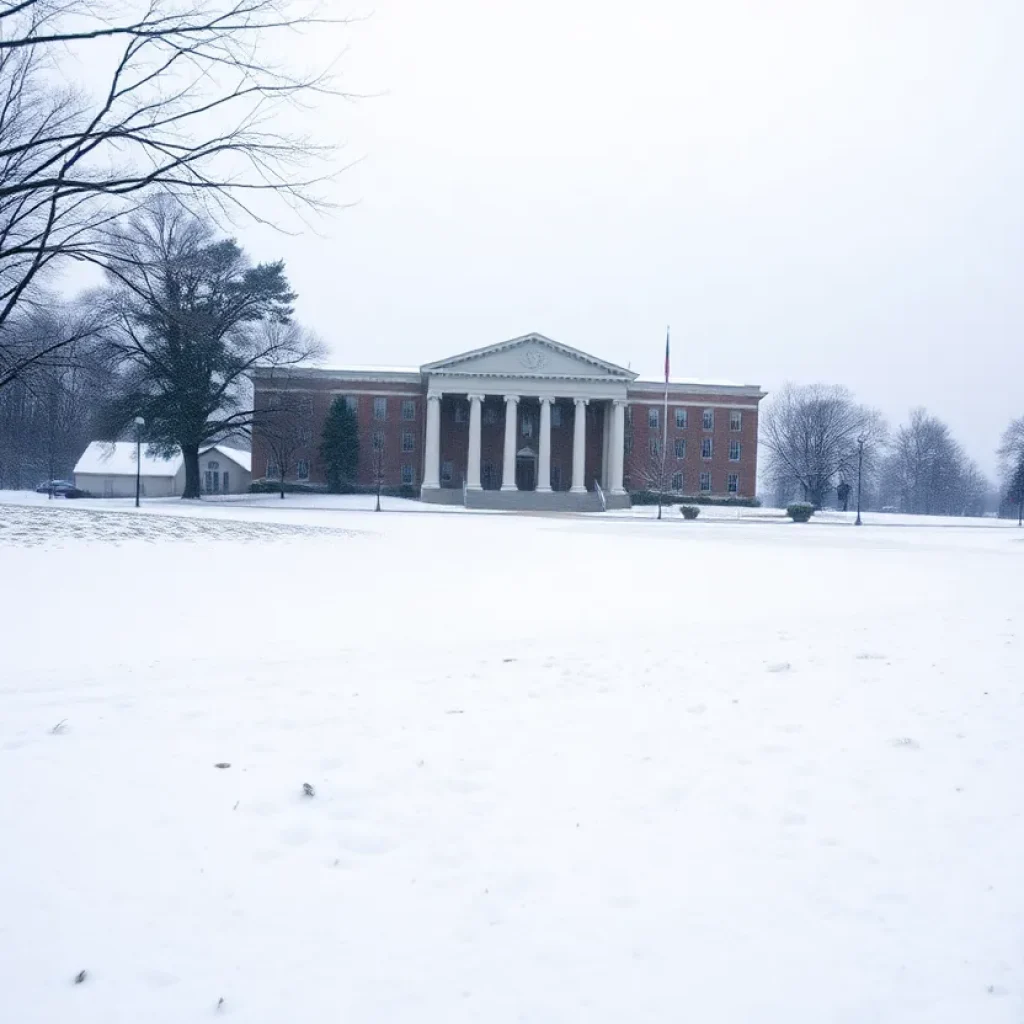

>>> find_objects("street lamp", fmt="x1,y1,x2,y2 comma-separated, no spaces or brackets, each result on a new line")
134,416,145,508
855,432,867,526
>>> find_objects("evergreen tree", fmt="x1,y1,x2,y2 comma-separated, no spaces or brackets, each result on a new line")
320,398,360,492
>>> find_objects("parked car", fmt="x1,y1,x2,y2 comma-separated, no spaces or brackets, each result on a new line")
35,480,76,495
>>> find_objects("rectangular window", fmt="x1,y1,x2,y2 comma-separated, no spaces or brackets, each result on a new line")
296,460,309,481
372,430,385,452
298,426,313,445
521,413,534,438
454,401,468,424
344,395,358,413
703,409,714,430
730,410,742,431
441,460,453,485
373,397,387,421
649,436,661,457
674,437,686,459
675,408,688,429
266,461,279,479
223,471,229,492
482,462,496,489
648,407,659,429
728,472,739,494
729,440,741,462
700,471,712,493
701,438,713,459
298,396,313,417
402,431,415,453
401,464,415,485
204,470,212,492
671,471,683,491
625,405,633,426
550,464,562,490
624,434,633,455
551,404,562,428
401,399,416,421
483,406,497,426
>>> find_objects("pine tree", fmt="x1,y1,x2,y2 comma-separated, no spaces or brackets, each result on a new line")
320,398,360,492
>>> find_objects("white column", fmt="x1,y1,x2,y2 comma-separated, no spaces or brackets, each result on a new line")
422,392,442,489
571,397,589,493
537,397,552,492
501,394,519,490
610,399,626,495
601,400,611,489
466,393,483,490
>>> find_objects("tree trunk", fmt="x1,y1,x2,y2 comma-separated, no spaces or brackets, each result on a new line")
182,444,201,499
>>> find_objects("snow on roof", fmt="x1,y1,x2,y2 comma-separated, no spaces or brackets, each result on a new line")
74,441,182,478
635,376,743,387
320,364,422,375
202,445,252,473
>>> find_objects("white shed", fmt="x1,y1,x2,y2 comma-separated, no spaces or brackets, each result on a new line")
74,442,252,497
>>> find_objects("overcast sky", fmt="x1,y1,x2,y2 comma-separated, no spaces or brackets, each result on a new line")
163,2,1024,472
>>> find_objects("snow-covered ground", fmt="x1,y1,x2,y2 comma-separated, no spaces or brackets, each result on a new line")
1,498,1022,1022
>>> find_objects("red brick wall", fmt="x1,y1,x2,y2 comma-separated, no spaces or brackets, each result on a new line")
623,392,760,498
251,377,425,488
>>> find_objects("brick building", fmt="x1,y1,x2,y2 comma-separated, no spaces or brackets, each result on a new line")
251,332,766,510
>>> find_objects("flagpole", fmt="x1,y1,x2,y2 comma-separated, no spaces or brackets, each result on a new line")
659,325,670,520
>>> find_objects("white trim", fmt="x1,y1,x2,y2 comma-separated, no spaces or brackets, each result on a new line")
422,332,636,379
626,398,760,410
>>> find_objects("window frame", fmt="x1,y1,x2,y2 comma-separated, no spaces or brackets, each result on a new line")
727,472,739,494
702,409,714,431
296,459,310,481
700,471,712,493
401,464,415,486
671,471,683,492
648,406,659,429
401,399,416,422
729,440,741,462
373,397,388,421
701,437,713,460
730,410,742,431
674,408,687,429
674,437,686,459
401,431,415,453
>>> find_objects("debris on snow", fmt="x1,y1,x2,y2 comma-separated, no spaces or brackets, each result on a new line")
302,783,315,797
73,970,87,985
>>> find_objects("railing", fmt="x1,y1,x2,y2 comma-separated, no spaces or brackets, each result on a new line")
594,480,607,512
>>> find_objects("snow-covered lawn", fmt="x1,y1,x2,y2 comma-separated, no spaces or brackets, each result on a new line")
1,500,1022,1022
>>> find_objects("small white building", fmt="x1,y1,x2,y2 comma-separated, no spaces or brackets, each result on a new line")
74,442,252,497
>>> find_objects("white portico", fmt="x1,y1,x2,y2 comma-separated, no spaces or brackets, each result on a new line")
420,333,635,510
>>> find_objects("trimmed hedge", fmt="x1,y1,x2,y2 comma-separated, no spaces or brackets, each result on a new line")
680,505,700,519
249,480,418,500
629,491,761,508
786,502,815,523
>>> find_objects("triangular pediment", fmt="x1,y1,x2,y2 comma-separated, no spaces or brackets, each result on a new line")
422,333,636,380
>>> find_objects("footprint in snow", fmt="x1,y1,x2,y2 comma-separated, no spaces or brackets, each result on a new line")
766,662,792,673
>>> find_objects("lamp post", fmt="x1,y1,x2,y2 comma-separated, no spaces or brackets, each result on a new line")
134,416,145,508
855,432,866,526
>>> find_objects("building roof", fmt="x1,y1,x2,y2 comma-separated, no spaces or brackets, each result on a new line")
74,441,182,478
74,441,253,477
204,445,252,473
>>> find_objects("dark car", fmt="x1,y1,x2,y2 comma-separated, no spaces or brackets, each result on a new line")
35,480,87,497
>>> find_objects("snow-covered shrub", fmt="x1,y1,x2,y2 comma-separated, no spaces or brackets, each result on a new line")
786,502,815,523
680,505,700,519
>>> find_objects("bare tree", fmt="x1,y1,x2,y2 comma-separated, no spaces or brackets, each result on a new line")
252,384,311,498
761,383,886,508
997,417,1024,524
878,409,989,516
98,201,322,498
370,427,386,511
0,0,344,390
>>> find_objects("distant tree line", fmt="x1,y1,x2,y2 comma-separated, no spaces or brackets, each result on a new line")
762,383,1018,518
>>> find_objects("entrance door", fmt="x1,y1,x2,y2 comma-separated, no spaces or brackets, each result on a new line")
515,456,536,491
